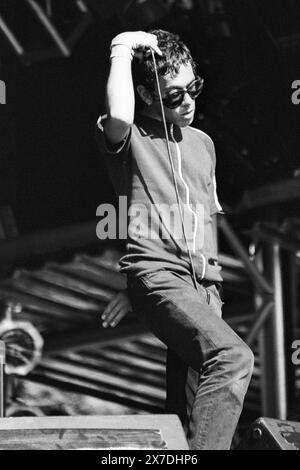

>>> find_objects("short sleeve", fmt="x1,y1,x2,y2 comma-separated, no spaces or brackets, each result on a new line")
95,114,132,197
209,171,223,215
205,136,224,216
95,114,131,157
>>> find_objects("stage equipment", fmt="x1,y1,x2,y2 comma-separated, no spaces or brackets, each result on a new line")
0,414,188,450
0,302,43,376
238,417,300,450
0,0,93,64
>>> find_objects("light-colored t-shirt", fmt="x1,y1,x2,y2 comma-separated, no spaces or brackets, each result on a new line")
95,113,223,282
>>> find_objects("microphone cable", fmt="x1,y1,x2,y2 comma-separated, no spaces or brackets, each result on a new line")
150,49,199,292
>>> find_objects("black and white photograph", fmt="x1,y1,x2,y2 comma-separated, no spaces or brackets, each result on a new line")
0,0,299,452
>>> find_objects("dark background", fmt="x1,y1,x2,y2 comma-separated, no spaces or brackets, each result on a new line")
0,0,299,234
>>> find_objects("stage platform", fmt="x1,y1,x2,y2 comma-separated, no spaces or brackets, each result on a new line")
0,414,189,450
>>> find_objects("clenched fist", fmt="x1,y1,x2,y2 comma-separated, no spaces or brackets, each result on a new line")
111,31,162,57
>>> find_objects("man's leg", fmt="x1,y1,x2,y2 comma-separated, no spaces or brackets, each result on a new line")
166,283,224,434
165,348,188,425
128,270,254,450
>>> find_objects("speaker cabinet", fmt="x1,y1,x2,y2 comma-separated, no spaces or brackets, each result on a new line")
238,417,300,450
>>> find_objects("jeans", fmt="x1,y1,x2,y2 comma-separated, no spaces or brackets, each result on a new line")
127,269,254,450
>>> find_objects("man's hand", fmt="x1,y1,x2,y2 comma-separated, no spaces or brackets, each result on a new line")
111,31,162,57
101,289,132,328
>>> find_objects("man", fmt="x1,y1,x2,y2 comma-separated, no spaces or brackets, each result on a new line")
95,29,254,450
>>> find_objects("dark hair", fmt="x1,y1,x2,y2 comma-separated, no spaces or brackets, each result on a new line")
132,29,197,107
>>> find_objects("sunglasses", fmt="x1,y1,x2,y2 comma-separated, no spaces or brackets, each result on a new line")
152,76,204,109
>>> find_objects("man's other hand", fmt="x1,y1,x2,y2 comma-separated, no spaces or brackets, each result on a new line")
101,289,132,328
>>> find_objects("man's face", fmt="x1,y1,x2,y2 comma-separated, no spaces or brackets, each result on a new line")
151,62,197,127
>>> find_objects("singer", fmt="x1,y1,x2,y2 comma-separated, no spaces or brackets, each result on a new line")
95,29,254,450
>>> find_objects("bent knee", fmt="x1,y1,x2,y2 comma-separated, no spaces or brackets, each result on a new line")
218,341,254,376
233,342,254,379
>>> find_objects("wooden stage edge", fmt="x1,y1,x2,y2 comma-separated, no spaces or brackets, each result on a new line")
0,414,189,450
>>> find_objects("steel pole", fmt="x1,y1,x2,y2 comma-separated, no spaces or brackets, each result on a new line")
264,242,287,419
218,217,273,295
26,0,71,56
0,341,5,418
254,248,270,416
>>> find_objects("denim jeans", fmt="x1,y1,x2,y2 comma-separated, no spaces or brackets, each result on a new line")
127,269,254,450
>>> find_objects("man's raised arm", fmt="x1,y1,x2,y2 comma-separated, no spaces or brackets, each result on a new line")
104,31,162,145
